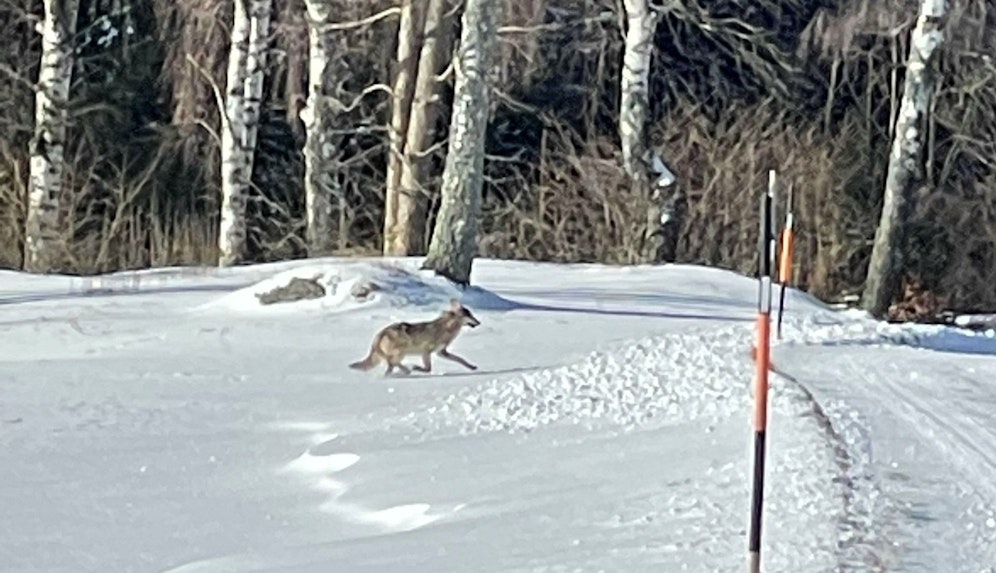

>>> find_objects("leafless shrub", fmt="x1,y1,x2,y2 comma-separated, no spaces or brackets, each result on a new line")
651,99,883,298
0,141,28,269
476,98,884,298
480,117,649,264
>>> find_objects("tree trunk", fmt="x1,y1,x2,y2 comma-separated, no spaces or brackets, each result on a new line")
619,0,661,263
24,0,80,272
421,0,497,286
651,156,683,262
218,0,272,267
861,0,946,318
390,0,451,255
382,0,424,255
302,0,342,256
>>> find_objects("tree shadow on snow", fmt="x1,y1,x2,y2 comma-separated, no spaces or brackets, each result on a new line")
0,282,253,307
907,328,996,357
461,285,753,323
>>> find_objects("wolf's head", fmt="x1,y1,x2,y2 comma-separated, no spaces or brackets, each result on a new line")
447,299,481,328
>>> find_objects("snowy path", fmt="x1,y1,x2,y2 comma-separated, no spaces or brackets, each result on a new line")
777,341,996,572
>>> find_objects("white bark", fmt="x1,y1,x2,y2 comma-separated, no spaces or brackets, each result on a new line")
388,0,450,255
383,0,424,255
862,0,946,317
24,0,80,272
619,0,662,262
619,0,652,182
302,0,341,256
243,0,271,152
218,0,272,267
422,0,498,286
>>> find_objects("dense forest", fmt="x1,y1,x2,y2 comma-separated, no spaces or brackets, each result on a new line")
1,0,994,317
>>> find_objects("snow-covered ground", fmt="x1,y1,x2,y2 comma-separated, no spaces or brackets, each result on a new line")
2,258,995,572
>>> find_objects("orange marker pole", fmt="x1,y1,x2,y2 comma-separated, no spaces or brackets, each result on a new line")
748,171,776,573
776,184,795,340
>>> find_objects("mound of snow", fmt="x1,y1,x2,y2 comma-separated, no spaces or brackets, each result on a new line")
202,260,518,314
404,308,993,436
779,309,996,355
405,323,759,434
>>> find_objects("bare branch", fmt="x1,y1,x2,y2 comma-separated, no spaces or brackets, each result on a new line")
497,13,614,35
436,60,454,82
184,53,229,139
321,6,401,32
193,119,223,149
0,62,36,91
329,83,392,114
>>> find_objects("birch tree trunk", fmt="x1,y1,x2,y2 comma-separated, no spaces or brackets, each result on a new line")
383,0,424,255
24,0,80,272
861,0,946,317
619,0,663,263
652,155,683,262
421,0,497,286
390,0,451,255
302,0,341,256
218,0,272,267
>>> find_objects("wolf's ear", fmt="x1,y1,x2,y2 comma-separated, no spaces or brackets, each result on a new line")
449,297,461,309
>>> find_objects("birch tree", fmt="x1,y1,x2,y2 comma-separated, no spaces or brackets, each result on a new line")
384,0,451,256
218,0,272,267
301,0,340,256
861,0,946,317
24,0,80,272
382,0,424,255
421,0,497,285
619,0,677,263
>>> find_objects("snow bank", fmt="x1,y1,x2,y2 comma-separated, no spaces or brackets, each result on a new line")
779,309,996,355
406,308,995,436
202,261,517,314
405,323,756,434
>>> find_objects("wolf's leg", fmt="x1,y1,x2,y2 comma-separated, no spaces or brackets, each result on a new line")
438,348,477,371
412,353,432,373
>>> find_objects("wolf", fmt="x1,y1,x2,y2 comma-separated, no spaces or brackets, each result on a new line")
348,299,481,376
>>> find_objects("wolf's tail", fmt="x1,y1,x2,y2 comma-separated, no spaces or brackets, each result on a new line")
348,351,380,371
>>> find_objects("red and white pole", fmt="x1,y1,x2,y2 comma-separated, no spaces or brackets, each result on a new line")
748,170,777,573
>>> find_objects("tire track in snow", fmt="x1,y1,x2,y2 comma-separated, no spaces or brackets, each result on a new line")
777,346,996,572
868,360,996,567
771,365,893,572
876,366,996,499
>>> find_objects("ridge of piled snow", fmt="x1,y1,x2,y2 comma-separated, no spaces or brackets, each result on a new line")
405,323,754,434
404,309,985,436
779,308,996,355
200,261,517,314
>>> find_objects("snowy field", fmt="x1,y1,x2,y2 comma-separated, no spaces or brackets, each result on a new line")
2,257,995,572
